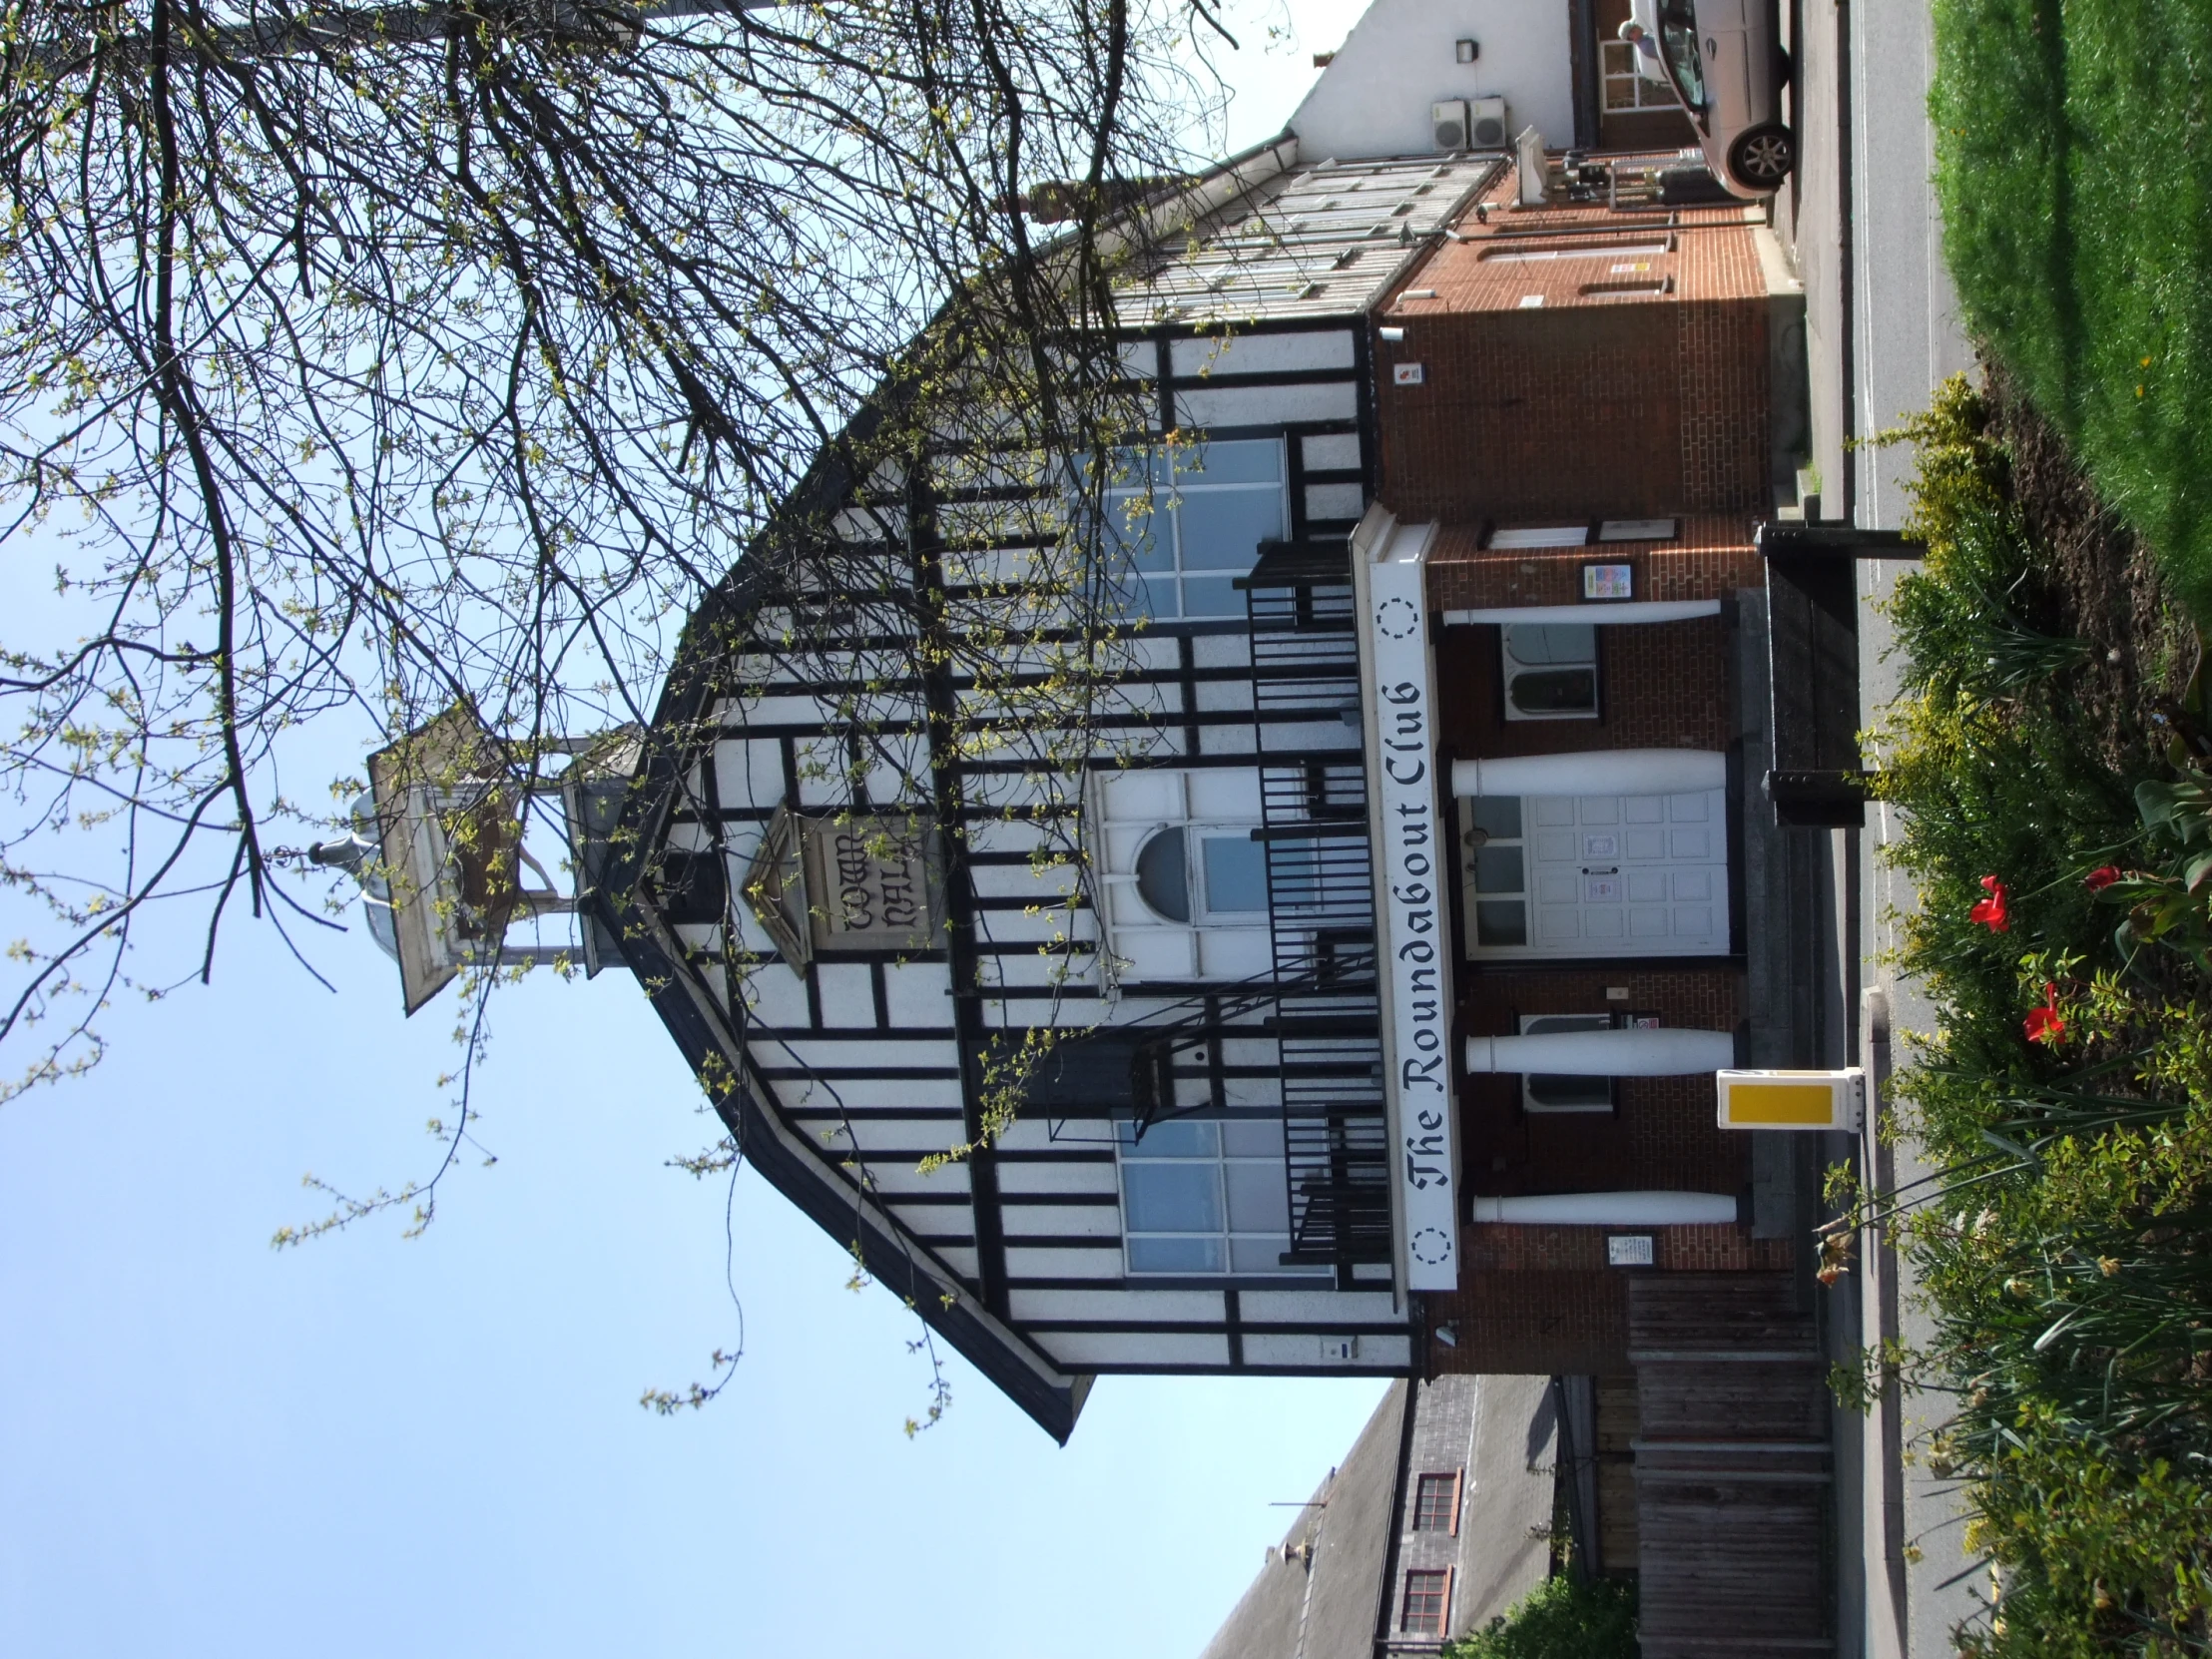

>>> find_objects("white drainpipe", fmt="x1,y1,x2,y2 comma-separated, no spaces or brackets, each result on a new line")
1463,1026,1737,1076
1470,1191,1739,1226
1441,599,1723,627
1449,749,1727,799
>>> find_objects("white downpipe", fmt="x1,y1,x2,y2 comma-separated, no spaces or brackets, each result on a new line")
1449,749,1727,800
1441,600,1722,628
1464,1027,1736,1076
1470,1191,1739,1226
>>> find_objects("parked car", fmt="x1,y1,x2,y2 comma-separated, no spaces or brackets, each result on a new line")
1621,0,1792,197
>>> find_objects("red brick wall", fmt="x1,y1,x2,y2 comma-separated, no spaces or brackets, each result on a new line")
1376,299,1769,520
1424,1228,1797,1375
1383,172,1792,1376
1433,609,1734,757
1424,518,1764,608
1458,1223,1795,1274
1426,1269,1629,1375
1426,964,1791,1374
1372,175,1771,523
1425,529,1757,759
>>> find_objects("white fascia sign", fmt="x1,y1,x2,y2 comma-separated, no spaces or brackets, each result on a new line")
1350,507,1460,1294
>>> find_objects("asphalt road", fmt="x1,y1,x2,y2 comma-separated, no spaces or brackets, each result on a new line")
1784,0,1983,1651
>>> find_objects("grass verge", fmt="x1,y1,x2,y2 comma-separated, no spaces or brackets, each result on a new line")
1930,0,2212,622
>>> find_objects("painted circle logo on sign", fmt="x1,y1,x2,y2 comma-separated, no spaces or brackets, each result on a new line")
1376,596,1418,640
1409,1225,1452,1266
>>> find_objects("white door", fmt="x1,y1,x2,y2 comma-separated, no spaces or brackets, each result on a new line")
1460,790,1729,958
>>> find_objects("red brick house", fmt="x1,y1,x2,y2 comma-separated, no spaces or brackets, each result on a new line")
1347,158,1833,1653
1357,166,1811,1380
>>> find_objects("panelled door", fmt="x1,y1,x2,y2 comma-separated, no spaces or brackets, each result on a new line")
1461,790,1730,958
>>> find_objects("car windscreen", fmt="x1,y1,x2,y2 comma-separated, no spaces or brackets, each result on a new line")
1658,2,1707,113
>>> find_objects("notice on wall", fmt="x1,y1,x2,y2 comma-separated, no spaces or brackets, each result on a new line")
1352,512,1460,1294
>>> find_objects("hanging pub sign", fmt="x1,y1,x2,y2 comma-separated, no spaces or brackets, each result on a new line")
744,805,946,973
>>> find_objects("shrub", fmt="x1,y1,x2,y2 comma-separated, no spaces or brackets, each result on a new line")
1444,1573,1636,1659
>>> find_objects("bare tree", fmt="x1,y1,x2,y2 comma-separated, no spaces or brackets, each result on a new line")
0,0,1232,1101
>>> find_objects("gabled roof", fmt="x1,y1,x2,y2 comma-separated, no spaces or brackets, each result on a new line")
590,126,1481,1444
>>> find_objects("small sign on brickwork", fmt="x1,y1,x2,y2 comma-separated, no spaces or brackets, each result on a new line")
1581,560,1635,600
1607,1234,1655,1267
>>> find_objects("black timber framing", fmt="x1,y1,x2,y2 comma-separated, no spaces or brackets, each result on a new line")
906,475,1015,1320
590,868,1089,1438
588,299,1414,1437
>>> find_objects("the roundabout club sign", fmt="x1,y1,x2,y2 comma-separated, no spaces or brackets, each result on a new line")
1350,511,1459,1294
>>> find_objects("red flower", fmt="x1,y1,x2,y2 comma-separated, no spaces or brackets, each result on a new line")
2024,982,2065,1046
1970,874,2011,932
2085,865,2121,891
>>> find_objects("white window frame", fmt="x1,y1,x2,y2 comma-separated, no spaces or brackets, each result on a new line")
1461,794,1532,951
1517,1012,1618,1114
1499,621,1600,722
1600,37,1678,109
1114,1116,1320,1279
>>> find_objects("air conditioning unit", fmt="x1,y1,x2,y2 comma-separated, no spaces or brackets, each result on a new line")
1470,96,1509,148
1431,99,1469,151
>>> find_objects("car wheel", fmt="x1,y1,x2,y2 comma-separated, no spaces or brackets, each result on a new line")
1728,123,1795,191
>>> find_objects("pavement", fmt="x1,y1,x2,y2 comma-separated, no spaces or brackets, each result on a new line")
1780,0,1985,1650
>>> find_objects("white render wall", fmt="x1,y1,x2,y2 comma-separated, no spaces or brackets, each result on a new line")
1290,0,1574,163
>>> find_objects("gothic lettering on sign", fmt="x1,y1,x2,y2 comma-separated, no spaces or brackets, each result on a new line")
821,823,933,940
1361,545,1460,1291
806,814,942,951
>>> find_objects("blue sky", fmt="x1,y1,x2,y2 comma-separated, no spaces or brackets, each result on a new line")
0,6,1385,1656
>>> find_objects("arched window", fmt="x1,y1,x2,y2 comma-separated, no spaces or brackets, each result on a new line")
1133,827,1191,922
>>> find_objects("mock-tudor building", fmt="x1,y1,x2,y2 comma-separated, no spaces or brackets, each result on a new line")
574,42,1834,1442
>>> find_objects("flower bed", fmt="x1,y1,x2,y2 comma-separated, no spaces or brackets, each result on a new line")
1853,376,2212,1654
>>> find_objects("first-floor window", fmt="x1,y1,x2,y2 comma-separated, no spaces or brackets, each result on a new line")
1500,621,1599,720
1401,1569,1452,1634
1464,794,1529,947
1412,1471,1461,1532
1519,1013,1617,1114
1103,439,1287,621
1117,1117,1309,1275
1131,825,1271,923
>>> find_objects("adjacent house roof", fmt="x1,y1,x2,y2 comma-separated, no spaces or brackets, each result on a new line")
1198,1376,1556,1659
1201,1383,1407,1659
